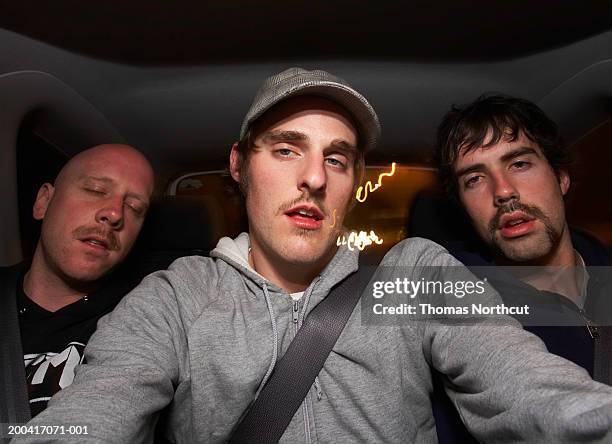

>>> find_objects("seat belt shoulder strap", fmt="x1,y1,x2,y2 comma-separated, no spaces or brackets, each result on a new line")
229,250,383,443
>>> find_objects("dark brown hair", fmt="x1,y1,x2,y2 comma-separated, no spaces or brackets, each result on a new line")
435,94,572,199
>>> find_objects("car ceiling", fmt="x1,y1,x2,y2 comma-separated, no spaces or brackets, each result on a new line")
1,1,612,183
3,1,612,64
1,1,612,266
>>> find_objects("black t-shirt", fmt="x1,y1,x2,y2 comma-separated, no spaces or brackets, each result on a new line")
17,273,130,417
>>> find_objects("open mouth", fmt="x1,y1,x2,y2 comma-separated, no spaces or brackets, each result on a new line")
81,237,111,252
285,206,324,230
498,213,536,238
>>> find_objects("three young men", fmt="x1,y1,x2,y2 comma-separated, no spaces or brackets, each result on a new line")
18,70,612,442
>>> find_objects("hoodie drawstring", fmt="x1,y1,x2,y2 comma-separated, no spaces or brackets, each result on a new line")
299,276,321,325
314,376,323,401
254,282,278,400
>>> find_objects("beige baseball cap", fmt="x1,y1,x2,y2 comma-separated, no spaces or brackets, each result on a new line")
240,67,381,152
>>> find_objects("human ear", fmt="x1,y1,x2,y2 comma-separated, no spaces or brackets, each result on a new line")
229,142,242,184
32,183,55,220
558,169,570,196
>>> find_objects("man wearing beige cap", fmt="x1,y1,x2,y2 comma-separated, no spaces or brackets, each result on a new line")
18,68,612,443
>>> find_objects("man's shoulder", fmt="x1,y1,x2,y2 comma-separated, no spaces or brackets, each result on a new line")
381,237,459,267
167,254,217,273
133,254,220,291
98,255,219,331
571,228,611,266
125,254,225,308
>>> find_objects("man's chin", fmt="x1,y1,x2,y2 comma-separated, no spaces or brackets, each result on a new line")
63,260,115,284
493,233,553,263
279,239,337,267
281,249,330,266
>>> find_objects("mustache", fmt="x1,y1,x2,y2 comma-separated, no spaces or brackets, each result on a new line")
277,196,328,218
72,226,121,251
488,201,548,234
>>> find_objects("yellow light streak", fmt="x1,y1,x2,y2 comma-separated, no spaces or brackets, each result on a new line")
337,230,384,251
355,162,397,203
329,209,337,228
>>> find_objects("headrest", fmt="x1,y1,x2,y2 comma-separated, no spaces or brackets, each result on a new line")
0,71,123,265
118,195,225,280
408,191,481,249
138,195,224,254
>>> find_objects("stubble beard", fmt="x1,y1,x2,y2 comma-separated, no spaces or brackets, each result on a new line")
251,195,344,268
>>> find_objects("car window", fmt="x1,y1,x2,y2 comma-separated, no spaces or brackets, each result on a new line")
168,164,440,252
566,120,612,245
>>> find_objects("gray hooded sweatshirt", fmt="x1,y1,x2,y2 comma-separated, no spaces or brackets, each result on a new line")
16,235,612,443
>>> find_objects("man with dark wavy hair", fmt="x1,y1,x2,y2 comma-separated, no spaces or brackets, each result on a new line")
437,94,575,267
434,93,611,441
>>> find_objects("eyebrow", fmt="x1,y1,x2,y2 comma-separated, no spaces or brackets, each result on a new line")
261,130,357,155
81,175,149,207
330,139,357,153
261,130,308,144
455,146,539,178
499,146,539,163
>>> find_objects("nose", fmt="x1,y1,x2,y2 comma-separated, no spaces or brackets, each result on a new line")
298,154,327,195
492,172,519,207
95,196,124,229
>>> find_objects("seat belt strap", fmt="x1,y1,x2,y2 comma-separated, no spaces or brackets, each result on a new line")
229,251,382,443
0,266,31,432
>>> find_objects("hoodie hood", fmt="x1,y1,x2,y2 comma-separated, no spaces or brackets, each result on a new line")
211,232,270,288
211,232,360,300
